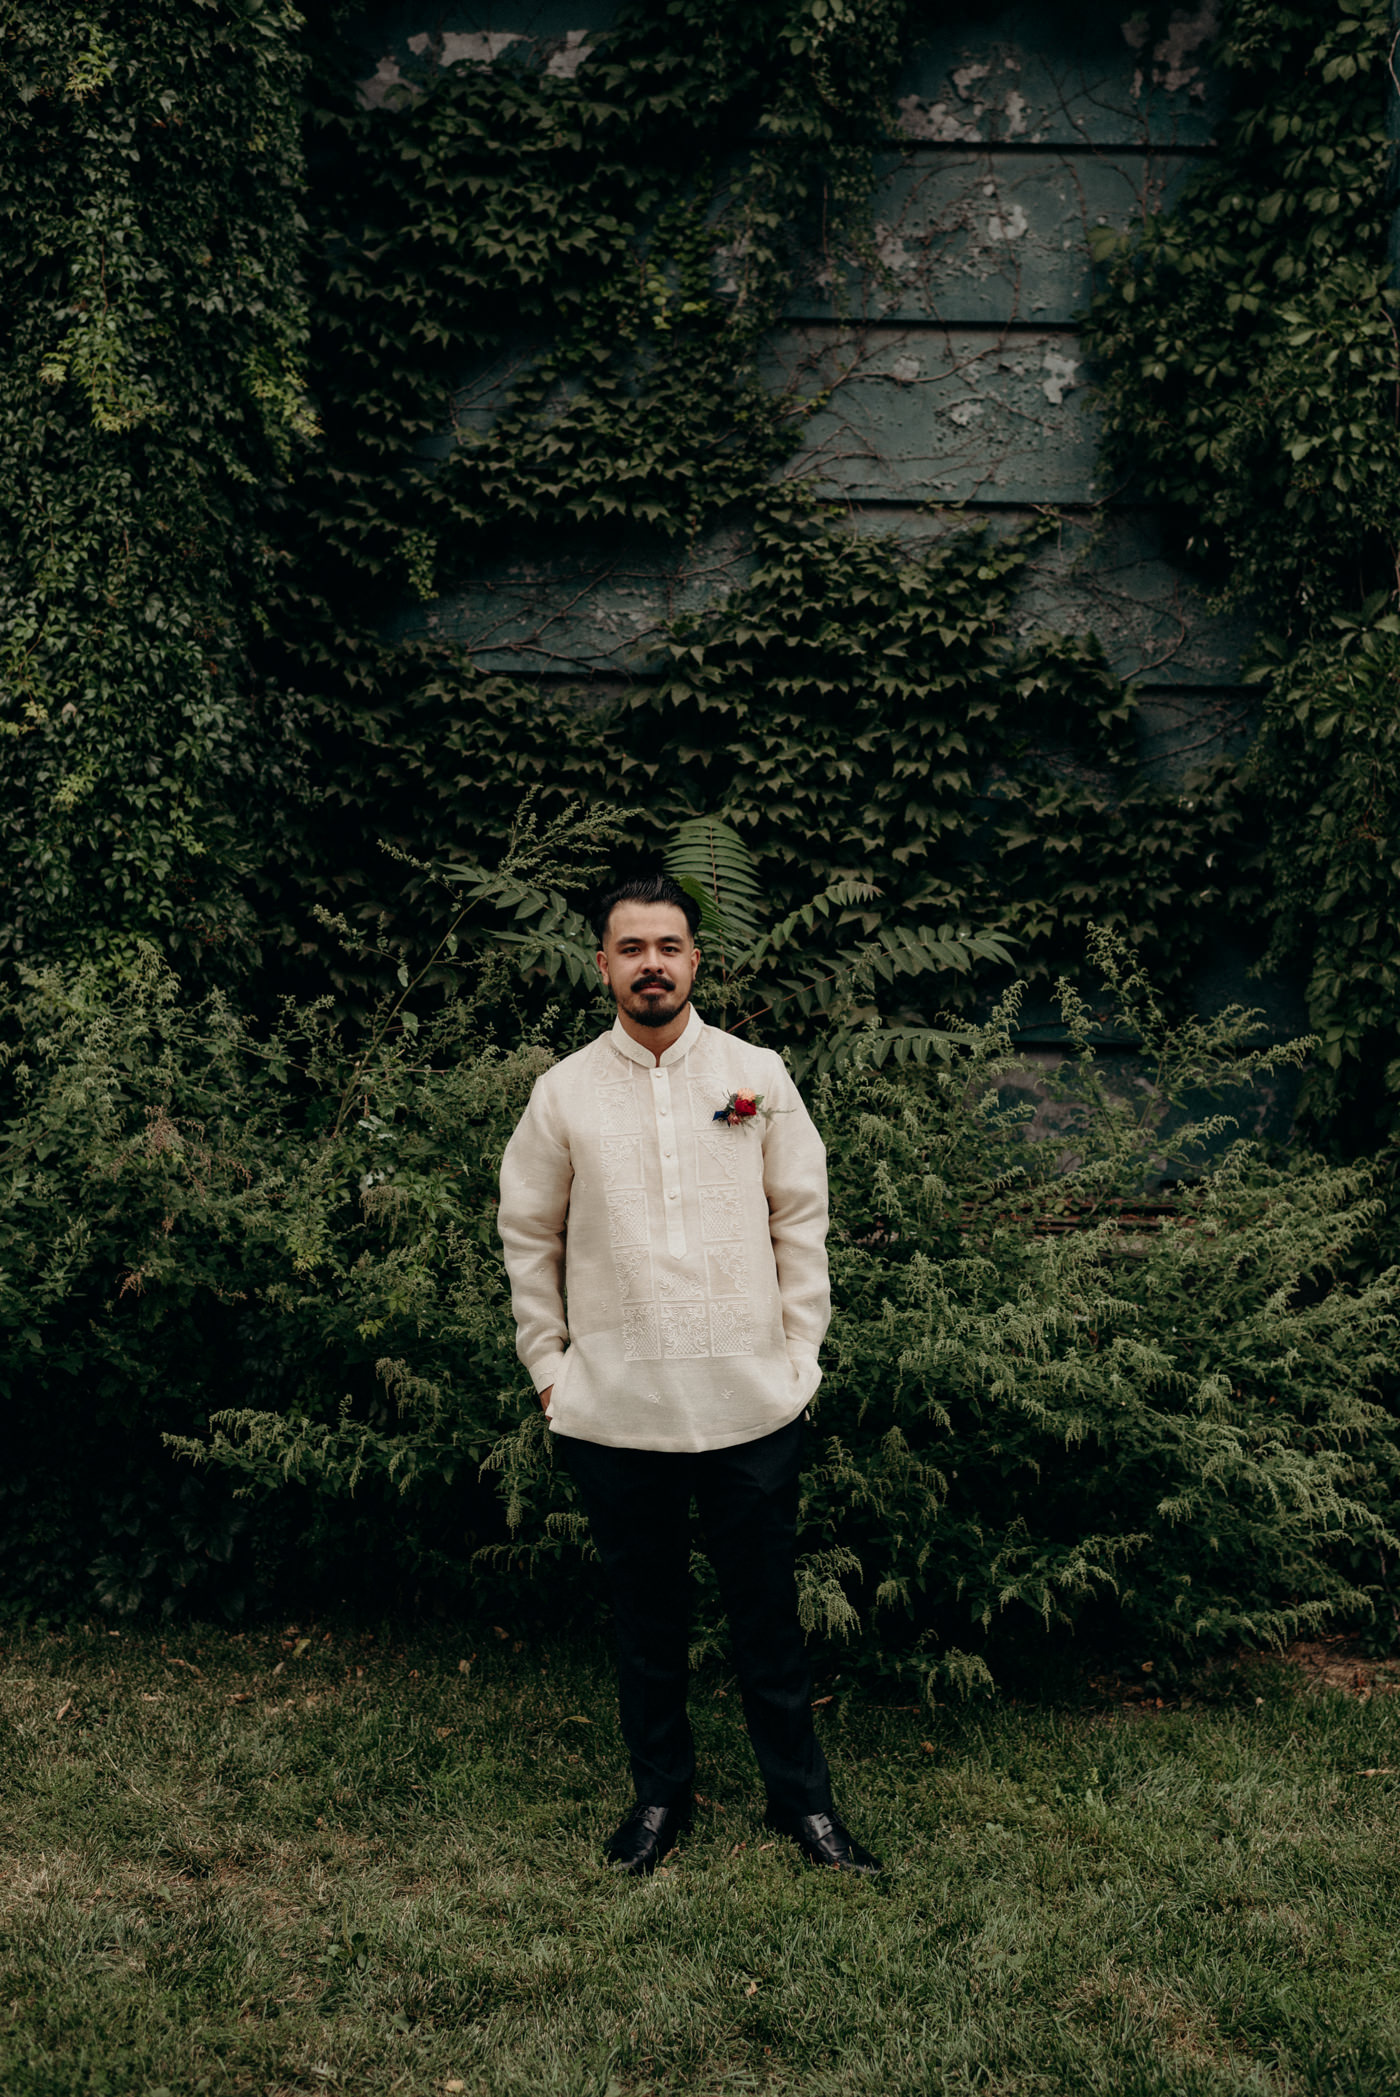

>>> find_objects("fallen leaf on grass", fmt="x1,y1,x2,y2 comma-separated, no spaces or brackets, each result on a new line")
745,1980,759,1997
1357,1766,1398,1775
55,1699,78,1722
811,1695,833,1706
229,1692,252,1704
166,1656,203,1677
445,2083,466,2093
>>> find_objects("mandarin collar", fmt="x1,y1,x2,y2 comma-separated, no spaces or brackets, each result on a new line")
609,1005,704,1070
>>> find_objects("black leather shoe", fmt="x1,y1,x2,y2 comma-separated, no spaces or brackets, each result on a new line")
765,1806,882,1875
603,1800,690,1875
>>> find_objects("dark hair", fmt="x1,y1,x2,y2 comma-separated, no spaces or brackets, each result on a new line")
592,872,701,948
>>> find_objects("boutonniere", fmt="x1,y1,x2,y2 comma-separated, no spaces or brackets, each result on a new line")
714,1088,770,1127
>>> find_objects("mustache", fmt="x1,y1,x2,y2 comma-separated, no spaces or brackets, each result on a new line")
631,975,675,991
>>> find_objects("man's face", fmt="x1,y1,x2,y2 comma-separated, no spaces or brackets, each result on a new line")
597,901,700,1029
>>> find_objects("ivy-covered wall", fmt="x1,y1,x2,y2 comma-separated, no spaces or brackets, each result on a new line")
253,0,1262,1042
381,3,1253,713
5,0,1397,1138
0,1,312,973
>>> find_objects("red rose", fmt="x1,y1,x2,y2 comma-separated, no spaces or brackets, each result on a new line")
732,1092,757,1117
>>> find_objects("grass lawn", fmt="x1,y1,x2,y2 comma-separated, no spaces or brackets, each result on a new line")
1,1622,1398,2096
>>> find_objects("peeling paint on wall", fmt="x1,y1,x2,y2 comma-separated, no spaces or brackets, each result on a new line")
1151,4,1217,95
1128,3,1218,102
358,53,417,108
896,94,982,142
358,26,593,106
1041,349,1079,405
546,28,592,77
874,224,912,272
987,202,1029,241
409,29,523,64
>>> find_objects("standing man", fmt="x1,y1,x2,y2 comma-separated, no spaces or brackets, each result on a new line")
497,873,880,1877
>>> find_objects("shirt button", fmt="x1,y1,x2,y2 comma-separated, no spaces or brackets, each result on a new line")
668,1190,678,1202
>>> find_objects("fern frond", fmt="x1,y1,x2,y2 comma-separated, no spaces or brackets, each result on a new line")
434,862,601,988
745,880,883,965
664,816,765,966
805,1023,975,1075
493,930,600,988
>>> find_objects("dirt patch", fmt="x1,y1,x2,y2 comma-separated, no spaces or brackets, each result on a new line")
1088,1633,1400,1715
1275,1634,1400,1700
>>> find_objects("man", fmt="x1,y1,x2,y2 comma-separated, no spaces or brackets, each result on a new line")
497,872,879,1877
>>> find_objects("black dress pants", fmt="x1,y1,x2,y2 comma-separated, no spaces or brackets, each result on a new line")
559,1414,833,1817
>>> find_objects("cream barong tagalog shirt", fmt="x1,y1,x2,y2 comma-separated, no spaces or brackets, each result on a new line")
496,1008,831,1452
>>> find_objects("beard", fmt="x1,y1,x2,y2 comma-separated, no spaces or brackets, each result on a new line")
618,975,689,1028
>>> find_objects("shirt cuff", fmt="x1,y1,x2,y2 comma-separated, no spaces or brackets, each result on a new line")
527,1349,566,1393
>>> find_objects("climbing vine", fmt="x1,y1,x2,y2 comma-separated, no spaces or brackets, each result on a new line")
263,0,1250,1023
1085,0,1394,621
1083,0,1400,1140
0,0,314,972
6,0,1393,1134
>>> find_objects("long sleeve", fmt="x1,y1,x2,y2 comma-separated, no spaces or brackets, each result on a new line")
760,1054,831,1363
495,1017,827,1452
497,1074,574,1391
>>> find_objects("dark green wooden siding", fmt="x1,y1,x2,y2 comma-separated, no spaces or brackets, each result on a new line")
358,2,1251,790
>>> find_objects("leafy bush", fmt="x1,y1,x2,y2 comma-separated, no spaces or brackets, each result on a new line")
4,813,1393,1679
809,936,1399,1688
0,935,537,1619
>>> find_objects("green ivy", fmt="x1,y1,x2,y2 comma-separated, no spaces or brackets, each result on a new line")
280,0,906,610
0,0,313,973
254,1,1252,1028
1083,0,1394,619
1082,0,1400,1139
5,0,1381,1126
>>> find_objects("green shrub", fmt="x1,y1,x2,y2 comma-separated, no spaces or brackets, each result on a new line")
808,937,1399,1689
4,848,1393,1682
0,938,538,1617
